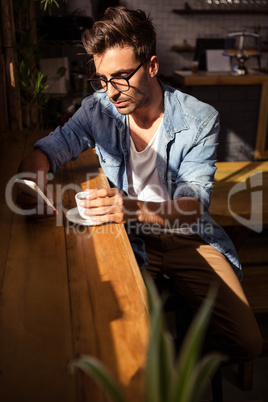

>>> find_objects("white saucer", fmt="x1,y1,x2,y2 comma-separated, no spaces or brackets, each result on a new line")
66,207,103,226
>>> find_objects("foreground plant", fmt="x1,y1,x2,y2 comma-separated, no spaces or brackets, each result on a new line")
69,275,225,402
40,0,68,13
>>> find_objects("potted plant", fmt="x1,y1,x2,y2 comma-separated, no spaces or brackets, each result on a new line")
69,275,225,402
13,0,68,128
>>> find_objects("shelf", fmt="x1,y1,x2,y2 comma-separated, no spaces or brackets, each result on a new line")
171,42,268,54
171,44,195,53
172,8,268,15
173,70,268,86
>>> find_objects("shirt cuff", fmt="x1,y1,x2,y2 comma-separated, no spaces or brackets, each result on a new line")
173,182,211,210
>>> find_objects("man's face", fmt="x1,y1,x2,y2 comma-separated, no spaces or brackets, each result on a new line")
93,47,153,115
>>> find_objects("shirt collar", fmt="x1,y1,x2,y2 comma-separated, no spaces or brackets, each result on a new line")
159,80,189,139
98,79,189,137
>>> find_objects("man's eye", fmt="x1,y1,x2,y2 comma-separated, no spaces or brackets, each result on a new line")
96,75,106,80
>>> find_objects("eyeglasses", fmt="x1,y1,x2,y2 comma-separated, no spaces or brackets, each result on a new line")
88,60,147,93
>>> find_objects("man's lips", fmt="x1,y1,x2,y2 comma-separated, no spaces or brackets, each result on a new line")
111,98,128,107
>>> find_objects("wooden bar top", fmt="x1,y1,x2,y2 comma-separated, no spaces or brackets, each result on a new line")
211,161,268,228
0,131,149,402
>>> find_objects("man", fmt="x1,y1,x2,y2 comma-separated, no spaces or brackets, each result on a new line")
17,6,262,361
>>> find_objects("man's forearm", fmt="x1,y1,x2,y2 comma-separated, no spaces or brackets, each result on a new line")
127,197,202,227
76,189,202,226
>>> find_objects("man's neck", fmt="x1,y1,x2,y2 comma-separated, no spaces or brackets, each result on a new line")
128,84,164,152
130,81,164,129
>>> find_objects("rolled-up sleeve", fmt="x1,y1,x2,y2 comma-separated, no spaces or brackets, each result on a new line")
34,97,95,172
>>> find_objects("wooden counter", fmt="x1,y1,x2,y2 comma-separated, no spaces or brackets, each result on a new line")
211,160,268,228
173,70,268,160
0,130,149,402
173,70,268,87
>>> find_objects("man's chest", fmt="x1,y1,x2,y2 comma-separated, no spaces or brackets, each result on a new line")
129,117,163,152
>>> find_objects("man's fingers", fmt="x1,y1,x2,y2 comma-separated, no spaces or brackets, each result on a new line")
16,191,38,209
78,188,125,223
81,197,115,208
85,188,120,200
91,212,125,224
83,203,120,216
16,190,57,218
81,190,122,208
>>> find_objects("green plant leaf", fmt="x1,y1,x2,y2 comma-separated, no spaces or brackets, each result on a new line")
173,353,224,402
69,355,126,402
57,66,67,77
158,326,176,401
44,94,50,104
187,353,226,402
40,0,59,12
169,286,220,402
144,274,163,402
144,273,176,402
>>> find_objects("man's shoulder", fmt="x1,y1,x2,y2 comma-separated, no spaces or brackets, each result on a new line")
162,81,218,119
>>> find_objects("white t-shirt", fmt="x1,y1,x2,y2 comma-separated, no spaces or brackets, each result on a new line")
127,119,191,235
127,119,168,202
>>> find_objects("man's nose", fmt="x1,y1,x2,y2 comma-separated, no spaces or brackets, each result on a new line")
106,82,120,98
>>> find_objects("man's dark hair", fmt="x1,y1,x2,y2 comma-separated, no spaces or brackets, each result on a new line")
82,6,156,63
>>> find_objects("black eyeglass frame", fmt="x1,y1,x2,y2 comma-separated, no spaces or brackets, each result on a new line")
88,59,147,93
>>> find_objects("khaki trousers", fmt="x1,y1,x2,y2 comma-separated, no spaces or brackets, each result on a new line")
139,233,263,362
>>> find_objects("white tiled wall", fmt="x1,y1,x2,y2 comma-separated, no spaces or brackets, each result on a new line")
122,0,268,76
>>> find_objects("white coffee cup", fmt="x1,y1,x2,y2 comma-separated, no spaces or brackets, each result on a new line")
75,190,93,221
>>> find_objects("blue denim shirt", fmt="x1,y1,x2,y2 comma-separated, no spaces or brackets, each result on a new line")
35,81,242,279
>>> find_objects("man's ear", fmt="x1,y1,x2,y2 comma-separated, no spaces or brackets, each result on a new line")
148,55,159,77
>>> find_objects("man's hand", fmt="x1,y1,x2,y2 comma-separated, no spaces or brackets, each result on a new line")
15,149,56,218
15,184,57,218
78,188,137,224
78,188,202,227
